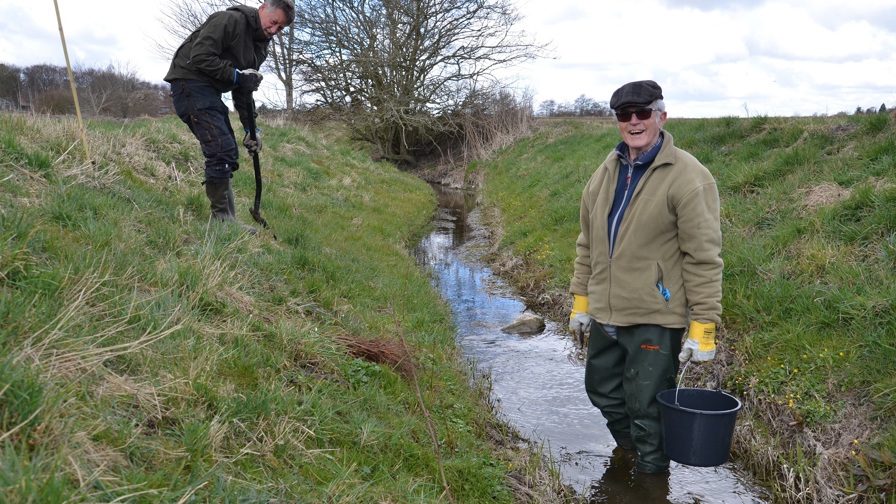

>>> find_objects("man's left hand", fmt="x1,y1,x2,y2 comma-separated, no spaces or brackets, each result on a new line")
243,128,262,154
236,68,263,92
678,320,716,363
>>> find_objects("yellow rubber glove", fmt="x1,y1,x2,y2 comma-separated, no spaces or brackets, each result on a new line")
678,320,716,363
569,295,591,344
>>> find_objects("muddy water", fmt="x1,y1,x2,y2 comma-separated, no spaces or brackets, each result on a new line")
415,185,770,503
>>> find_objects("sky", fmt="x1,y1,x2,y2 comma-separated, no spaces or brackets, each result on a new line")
4,0,895,118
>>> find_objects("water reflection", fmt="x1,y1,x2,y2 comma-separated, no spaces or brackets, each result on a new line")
415,185,769,503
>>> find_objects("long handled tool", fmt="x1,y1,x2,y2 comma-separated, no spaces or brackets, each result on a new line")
245,97,275,238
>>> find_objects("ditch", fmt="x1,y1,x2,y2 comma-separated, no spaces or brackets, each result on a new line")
414,184,771,503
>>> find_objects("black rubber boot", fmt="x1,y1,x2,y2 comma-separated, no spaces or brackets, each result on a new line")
204,178,257,234
204,177,232,221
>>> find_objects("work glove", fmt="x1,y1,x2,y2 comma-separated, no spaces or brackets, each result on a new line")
234,68,263,92
243,128,262,154
568,294,591,344
679,320,716,363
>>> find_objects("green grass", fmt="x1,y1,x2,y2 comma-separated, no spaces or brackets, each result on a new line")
477,114,896,503
0,113,560,503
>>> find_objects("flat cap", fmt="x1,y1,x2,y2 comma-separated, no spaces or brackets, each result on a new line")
610,80,663,110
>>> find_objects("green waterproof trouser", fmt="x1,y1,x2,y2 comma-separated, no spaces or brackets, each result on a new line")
584,323,684,473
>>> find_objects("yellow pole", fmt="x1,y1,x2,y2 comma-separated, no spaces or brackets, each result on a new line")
53,0,92,164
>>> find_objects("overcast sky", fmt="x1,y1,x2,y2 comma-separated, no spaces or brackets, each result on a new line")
4,0,895,117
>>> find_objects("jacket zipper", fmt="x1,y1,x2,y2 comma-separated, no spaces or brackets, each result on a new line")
608,163,634,258
606,163,632,321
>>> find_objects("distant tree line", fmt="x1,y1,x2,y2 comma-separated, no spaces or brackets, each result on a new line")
0,62,170,118
854,103,890,115
535,94,612,118
536,97,892,119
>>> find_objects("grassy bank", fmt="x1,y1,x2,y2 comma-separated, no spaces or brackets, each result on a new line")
0,112,563,502
474,114,896,502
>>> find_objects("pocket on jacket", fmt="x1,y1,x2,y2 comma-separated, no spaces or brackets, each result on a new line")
654,263,672,308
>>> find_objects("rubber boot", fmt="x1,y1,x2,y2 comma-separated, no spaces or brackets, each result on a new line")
205,177,232,221
204,178,257,234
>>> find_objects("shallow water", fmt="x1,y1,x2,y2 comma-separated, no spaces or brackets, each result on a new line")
415,185,770,503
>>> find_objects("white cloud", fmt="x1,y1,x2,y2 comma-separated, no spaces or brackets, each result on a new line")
509,0,896,116
10,1,172,83
3,0,895,117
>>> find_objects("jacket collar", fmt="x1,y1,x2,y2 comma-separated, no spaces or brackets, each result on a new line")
227,5,266,41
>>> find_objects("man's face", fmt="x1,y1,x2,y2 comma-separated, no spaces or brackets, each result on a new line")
259,5,290,38
615,105,667,159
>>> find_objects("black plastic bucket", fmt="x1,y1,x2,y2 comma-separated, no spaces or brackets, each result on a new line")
656,387,742,467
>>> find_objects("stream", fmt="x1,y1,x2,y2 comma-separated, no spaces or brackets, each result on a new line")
414,185,770,503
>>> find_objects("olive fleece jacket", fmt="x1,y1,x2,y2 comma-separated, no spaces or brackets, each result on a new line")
569,131,723,328
164,5,268,129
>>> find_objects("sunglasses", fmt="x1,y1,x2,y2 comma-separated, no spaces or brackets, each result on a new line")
615,108,657,122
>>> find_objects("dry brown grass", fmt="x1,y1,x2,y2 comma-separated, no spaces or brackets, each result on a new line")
334,333,415,379
803,182,851,210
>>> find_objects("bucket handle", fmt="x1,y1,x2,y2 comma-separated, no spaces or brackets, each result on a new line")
674,360,691,406
674,360,724,406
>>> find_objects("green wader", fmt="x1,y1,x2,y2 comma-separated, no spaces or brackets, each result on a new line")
584,323,684,473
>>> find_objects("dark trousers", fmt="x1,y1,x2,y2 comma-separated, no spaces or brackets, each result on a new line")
584,323,684,473
169,79,239,181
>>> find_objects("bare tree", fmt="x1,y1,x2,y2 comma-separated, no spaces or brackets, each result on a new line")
76,63,122,116
536,99,557,117
267,26,300,111
292,0,548,164
21,64,70,113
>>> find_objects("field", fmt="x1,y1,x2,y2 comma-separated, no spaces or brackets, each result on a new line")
2,109,894,503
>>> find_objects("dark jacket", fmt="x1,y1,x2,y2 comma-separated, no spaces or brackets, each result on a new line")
164,5,269,127
569,131,723,328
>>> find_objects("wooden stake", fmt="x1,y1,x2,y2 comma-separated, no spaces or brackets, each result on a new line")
53,0,92,164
